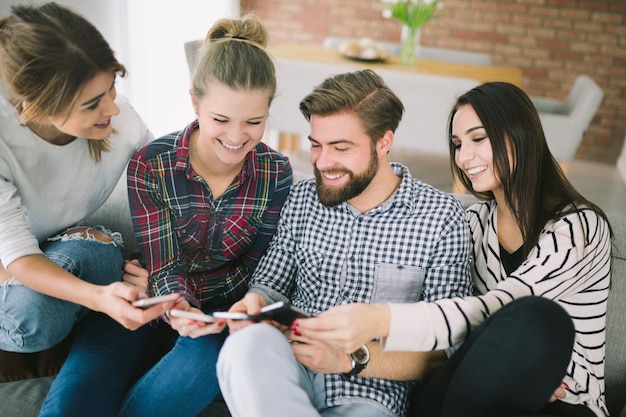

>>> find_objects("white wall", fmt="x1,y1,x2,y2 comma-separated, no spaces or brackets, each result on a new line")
124,0,240,137
618,136,626,185
0,0,240,138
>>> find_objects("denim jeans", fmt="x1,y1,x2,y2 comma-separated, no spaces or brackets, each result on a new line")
38,312,161,417
117,324,228,417
0,231,125,352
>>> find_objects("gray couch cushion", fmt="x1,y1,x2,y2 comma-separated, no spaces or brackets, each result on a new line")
82,174,136,258
0,377,53,415
606,212,626,417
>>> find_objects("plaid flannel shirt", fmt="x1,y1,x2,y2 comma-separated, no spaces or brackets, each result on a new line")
127,120,292,311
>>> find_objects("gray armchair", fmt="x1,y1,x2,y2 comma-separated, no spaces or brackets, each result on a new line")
531,74,604,174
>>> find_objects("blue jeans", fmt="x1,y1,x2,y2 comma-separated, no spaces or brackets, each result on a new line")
0,231,125,352
38,312,160,417
117,324,227,417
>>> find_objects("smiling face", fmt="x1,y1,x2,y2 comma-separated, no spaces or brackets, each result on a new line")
48,70,119,140
191,81,269,171
451,104,502,194
309,111,379,207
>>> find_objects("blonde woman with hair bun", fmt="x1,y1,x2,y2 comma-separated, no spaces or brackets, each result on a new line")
113,13,293,417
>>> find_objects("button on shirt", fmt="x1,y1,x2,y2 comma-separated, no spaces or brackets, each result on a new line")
127,120,293,311
249,163,473,417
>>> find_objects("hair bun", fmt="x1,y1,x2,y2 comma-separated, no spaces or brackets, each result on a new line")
205,14,268,48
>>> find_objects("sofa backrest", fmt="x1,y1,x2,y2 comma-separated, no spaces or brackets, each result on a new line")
605,211,626,417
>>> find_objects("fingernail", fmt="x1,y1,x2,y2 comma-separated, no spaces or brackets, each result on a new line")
561,382,569,389
294,330,302,337
217,320,225,326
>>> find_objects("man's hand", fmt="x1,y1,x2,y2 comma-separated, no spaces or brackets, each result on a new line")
295,303,390,353
227,293,268,333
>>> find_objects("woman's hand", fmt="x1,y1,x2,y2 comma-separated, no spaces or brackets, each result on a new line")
294,303,390,354
93,281,176,330
122,259,149,293
167,299,227,338
548,382,568,402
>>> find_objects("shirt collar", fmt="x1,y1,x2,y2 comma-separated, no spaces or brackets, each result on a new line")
336,162,416,215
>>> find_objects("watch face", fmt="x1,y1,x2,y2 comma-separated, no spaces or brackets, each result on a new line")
351,346,370,364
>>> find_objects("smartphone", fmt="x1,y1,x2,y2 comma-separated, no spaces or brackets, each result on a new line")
212,311,254,320
131,293,181,309
208,302,310,326
257,301,311,326
168,309,216,323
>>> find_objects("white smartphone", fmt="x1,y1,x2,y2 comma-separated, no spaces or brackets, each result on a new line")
212,311,253,320
132,293,181,309
168,309,216,323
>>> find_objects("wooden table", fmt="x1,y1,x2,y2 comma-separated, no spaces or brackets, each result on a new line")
270,44,523,86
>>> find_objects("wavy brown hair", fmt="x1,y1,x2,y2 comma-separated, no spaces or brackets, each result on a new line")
0,2,126,161
299,69,404,146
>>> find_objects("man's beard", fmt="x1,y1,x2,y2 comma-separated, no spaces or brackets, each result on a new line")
314,148,378,207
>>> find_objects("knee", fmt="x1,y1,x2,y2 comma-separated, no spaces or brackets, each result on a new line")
1,311,73,352
504,296,575,352
62,227,113,243
218,324,282,371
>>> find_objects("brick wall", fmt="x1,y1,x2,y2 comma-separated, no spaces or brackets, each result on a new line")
240,0,626,164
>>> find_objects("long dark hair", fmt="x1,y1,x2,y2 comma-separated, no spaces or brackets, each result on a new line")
448,82,611,257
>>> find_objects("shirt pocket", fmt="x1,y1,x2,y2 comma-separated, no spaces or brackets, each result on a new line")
293,247,325,305
174,213,211,263
174,214,262,263
220,215,263,258
372,263,425,304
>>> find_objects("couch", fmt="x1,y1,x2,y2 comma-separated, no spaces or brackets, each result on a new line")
0,177,624,417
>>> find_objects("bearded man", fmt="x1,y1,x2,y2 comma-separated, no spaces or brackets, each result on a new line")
216,69,473,417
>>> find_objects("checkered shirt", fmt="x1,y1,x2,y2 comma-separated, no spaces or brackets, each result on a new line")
249,163,473,417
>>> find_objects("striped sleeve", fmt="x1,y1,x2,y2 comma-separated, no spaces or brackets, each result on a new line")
384,204,611,351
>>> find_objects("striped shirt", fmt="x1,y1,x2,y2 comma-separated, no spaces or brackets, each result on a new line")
386,200,611,416
249,163,473,417
127,120,293,311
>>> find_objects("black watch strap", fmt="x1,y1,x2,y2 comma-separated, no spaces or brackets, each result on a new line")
341,344,370,380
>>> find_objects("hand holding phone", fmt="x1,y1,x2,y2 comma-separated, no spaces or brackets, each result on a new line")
256,301,311,326
213,301,311,326
168,309,216,323
132,293,181,309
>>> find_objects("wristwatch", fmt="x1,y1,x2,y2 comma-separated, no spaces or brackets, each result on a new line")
342,344,370,380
